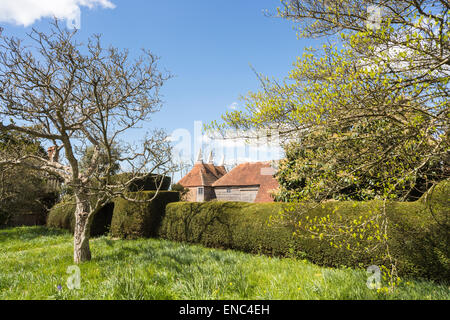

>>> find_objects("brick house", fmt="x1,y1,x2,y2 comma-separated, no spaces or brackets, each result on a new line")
178,153,279,203
177,150,227,202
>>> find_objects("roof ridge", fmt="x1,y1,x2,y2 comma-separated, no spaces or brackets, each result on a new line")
212,161,277,187
178,160,228,188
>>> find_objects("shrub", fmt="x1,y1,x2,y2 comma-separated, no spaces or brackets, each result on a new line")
46,196,114,237
387,180,450,280
170,183,190,201
46,196,76,231
110,191,180,239
160,181,449,281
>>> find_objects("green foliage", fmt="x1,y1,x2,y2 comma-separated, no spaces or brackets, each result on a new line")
275,124,447,202
278,180,450,285
46,196,114,237
0,131,46,157
160,202,294,256
160,181,449,282
170,183,190,201
399,180,450,279
46,197,76,231
48,191,179,238
110,191,180,239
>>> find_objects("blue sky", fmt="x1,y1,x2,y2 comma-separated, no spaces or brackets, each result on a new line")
0,0,325,171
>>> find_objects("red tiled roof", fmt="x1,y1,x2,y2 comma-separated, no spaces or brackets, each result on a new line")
178,162,227,187
212,161,279,202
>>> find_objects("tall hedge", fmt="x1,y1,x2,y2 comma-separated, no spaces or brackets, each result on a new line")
46,197,76,231
110,191,180,239
160,181,449,281
46,197,115,237
159,202,293,254
47,191,180,238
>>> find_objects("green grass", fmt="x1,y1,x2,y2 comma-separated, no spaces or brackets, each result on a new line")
0,226,449,300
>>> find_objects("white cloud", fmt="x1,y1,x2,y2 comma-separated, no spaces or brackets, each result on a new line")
0,0,115,28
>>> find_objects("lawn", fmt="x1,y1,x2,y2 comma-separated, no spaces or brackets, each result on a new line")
0,226,448,300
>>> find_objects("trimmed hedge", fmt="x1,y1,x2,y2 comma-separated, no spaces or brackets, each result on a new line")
160,181,449,281
46,197,115,237
47,191,180,238
160,202,292,254
110,191,180,239
46,197,76,231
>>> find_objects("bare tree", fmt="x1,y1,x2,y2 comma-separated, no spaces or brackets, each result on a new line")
0,20,174,263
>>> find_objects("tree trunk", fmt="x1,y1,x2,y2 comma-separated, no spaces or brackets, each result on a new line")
73,192,92,263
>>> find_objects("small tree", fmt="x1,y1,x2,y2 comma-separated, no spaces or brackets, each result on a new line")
0,21,174,263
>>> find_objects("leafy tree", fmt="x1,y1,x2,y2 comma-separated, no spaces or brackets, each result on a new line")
0,21,174,262
210,0,449,201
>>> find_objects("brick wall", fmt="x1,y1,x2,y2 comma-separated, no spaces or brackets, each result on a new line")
7,213,46,227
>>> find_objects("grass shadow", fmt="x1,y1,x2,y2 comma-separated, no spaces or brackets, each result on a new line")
0,226,69,243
